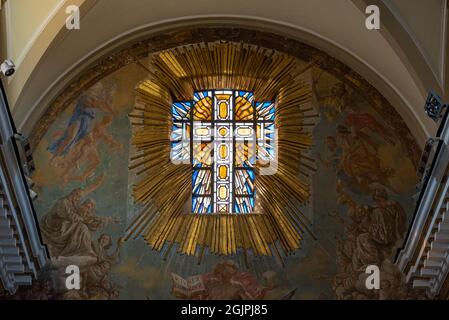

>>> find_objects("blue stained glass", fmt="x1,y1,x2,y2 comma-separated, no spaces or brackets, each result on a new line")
192,170,199,181
172,101,192,120
246,182,252,195
248,170,255,180
192,170,211,195
242,162,252,169
236,90,254,99
192,195,212,214
256,102,275,121
264,123,275,140
242,201,248,213
192,170,200,194
171,141,179,148
171,127,180,141
171,122,190,142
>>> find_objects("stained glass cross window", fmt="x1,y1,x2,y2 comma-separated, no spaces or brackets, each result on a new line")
171,90,275,214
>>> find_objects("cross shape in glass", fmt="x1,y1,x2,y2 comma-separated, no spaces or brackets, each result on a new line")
171,90,275,214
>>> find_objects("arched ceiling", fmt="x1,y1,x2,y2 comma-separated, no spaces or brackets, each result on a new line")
1,0,448,146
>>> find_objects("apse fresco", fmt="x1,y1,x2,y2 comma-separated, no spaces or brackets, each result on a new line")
9,47,422,300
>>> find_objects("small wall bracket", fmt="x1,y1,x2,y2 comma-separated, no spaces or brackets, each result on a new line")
424,91,448,122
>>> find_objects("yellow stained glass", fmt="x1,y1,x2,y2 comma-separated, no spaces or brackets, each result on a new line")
195,127,210,136
219,127,228,137
219,165,228,180
237,127,252,137
194,97,212,120
218,185,228,200
219,144,228,159
219,102,228,119
235,96,254,120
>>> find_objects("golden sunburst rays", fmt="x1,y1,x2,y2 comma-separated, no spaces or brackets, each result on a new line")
125,41,317,263
146,42,298,102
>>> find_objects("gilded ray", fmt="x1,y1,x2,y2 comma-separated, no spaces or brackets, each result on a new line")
125,41,317,261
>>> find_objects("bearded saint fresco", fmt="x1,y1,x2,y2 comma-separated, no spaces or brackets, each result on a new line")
337,187,406,270
333,187,420,300
40,174,121,259
36,168,124,300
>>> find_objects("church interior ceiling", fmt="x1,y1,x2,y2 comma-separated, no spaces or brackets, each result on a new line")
2,28,424,300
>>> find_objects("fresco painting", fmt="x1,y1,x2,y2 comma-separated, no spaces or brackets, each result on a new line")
12,57,421,300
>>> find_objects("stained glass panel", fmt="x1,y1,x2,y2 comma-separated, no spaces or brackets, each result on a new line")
193,91,213,121
170,90,276,214
256,101,275,121
172,101,192,121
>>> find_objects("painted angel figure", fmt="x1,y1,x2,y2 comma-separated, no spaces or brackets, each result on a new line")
58,115,122,183
48,82,116,161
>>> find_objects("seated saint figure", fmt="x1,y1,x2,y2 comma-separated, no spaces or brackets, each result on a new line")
40,175,119,259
